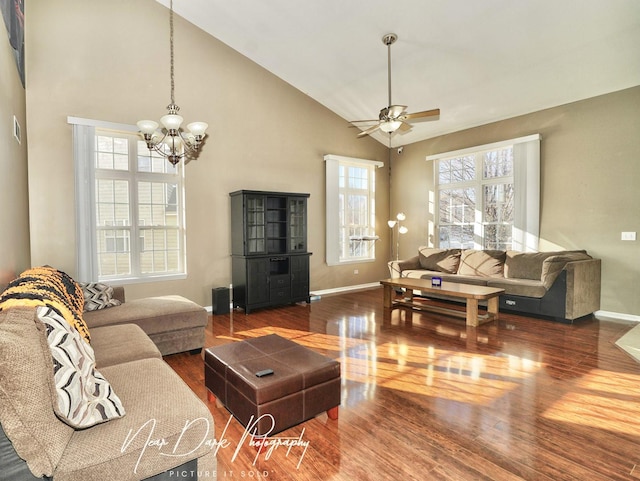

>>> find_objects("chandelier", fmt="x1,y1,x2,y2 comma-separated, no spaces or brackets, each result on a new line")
137,0,208,166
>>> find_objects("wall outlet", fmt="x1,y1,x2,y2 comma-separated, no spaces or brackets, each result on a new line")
621,232,636,241
353,269,359,274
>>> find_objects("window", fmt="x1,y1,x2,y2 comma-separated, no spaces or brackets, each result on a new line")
325,155,383,265
428,134,540,252
70,117,186,283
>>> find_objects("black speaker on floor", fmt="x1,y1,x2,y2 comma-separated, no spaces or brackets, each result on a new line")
212,287,230,315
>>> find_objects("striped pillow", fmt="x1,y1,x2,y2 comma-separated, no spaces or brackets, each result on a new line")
37,306,125,428
81,282,122,312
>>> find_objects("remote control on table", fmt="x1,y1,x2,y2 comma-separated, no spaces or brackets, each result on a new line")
255,368,274,377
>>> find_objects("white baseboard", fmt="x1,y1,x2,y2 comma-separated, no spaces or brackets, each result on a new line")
595,310,640,323
310,282,380,298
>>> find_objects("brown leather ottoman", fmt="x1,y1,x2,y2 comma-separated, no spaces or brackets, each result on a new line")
204,334,340,436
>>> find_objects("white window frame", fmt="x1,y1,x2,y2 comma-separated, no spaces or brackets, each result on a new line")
427,134,541,252
324,154,383,266
69,117,187,284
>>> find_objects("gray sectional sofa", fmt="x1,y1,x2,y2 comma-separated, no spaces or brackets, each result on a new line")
389,247,601,322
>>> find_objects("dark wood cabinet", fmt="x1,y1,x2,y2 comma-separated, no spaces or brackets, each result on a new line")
230,190,311,313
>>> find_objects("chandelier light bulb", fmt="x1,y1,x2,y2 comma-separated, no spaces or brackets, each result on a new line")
387,220,397,228
187,122,208,137
166,134,183,149
137,120,159,134
160,113,184,131
399,226,408,235
396,212,406,221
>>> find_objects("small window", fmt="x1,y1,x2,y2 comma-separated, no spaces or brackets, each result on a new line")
325,155,383,265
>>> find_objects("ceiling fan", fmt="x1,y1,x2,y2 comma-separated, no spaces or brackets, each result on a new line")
350,33,440,138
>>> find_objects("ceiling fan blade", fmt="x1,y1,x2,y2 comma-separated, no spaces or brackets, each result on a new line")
399,108,440,121
357,124,381,138
398,122,412,132
387,105,407,118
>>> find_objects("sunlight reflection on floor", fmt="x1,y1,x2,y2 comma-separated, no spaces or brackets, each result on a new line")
235,323,543,407
542,368,640,436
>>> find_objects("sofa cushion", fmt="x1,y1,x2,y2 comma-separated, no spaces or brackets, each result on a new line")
457,249,506,278
80,282,121,312
486,278,547,298
0,307,74,478
402,269,489,286
90,324,162,369
504,251,558,280
417,247,461,274
37,306,125,429
54,358,215,481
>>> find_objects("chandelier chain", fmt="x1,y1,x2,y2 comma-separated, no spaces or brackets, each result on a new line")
169,0,175,106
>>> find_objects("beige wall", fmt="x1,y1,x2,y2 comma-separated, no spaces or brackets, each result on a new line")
20,1,640,316
390,86,640,316
24,0,390,306
0,26,30,286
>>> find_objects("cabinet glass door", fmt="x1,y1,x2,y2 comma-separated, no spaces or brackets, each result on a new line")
288,197,307,252
266,196,287,253
246,195,266,254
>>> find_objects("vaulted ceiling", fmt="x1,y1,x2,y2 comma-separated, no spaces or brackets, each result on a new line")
159,0,640,147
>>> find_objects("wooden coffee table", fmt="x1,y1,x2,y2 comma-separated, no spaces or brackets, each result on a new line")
379,278,505,327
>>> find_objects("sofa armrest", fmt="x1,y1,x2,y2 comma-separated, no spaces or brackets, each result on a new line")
540,253,592,289
388,255,421,278
564,258,601,319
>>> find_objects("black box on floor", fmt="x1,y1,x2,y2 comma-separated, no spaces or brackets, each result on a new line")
212,287,230,315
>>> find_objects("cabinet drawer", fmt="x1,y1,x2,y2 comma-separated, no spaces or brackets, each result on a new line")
270,275,291,288
270,287,291,302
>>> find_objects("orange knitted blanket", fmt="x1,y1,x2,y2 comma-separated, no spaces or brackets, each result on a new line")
0,266,90,343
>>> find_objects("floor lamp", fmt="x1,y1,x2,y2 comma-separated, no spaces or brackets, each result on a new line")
388,212,408,260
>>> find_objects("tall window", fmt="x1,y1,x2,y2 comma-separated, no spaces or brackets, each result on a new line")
325,155,383,265
71,118,186,283
428,135,540,252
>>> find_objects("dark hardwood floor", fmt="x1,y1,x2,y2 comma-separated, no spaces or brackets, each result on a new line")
164,287,640,480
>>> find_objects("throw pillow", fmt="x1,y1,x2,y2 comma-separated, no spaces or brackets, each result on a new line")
417,247,461,273
457,249,506,278
504,251,559,280
81,282,122,312
37,306,125,428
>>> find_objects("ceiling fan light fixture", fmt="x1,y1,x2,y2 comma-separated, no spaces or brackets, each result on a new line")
380,120,402,133
350,32,440,140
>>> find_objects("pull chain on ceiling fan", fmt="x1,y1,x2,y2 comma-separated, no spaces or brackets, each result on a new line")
350,33,440,138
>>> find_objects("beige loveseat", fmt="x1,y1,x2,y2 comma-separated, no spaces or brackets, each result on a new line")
389,247,601,322
0,269,216,480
